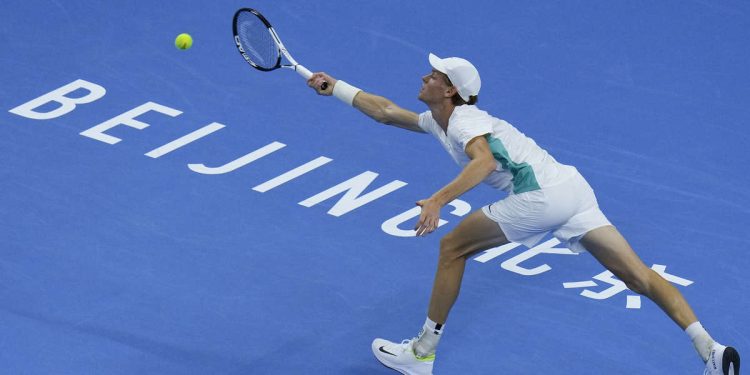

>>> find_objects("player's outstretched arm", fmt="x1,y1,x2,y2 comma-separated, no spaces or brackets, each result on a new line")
308,72,424,133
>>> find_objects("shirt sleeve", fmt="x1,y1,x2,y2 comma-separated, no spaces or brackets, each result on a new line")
450,114,493,151
418,111,438,136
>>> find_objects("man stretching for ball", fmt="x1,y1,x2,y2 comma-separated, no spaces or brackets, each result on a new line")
307,53,740,375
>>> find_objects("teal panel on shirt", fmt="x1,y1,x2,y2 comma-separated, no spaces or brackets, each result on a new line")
484,135,541,194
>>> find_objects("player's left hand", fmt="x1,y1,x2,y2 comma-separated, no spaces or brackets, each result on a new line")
415,198,441,236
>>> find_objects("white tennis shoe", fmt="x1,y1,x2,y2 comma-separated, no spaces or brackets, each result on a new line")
371,337,434,375
704,342,740,375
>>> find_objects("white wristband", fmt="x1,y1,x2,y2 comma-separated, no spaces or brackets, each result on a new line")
332,80,361,106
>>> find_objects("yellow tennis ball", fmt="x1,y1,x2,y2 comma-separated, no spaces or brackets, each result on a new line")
175,33,193,50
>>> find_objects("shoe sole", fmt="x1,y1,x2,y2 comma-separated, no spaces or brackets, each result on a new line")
376,360,410,375
722,346,740,375
373,354,432,375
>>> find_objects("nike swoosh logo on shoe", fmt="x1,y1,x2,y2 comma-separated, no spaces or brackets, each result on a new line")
378,346,397,356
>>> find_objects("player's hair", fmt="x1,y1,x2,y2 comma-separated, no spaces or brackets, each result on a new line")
441,74,478,106
453,94,478,106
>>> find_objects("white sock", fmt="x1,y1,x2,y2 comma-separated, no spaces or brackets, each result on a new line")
685,321,714,362
414,317,444,357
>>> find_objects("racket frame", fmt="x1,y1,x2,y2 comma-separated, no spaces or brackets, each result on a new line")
232,8,313,79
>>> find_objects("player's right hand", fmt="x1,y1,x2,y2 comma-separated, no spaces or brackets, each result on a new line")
308,72,336,95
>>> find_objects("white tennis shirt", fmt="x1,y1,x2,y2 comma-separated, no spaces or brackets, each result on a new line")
418,105,576,194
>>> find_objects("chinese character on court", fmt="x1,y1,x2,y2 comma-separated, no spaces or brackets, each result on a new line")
563,264,693,309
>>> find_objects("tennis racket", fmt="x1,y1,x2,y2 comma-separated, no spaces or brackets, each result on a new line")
232,8,327,90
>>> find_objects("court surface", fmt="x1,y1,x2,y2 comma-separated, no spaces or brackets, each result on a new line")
1,1,748,374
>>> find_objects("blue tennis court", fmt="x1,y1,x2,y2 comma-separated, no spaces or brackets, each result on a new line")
2,1,748,374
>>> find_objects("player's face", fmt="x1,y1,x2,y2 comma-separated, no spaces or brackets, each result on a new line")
418,70,453,103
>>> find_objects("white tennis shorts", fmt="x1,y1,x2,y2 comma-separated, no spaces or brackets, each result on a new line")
481,170,611,253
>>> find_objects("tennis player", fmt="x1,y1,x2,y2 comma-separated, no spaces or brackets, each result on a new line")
307,54,740,375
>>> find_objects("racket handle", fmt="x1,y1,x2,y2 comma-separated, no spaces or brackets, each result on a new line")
296,65,313,80
296,65,328,90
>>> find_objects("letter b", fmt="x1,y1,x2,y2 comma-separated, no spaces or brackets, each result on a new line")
9,79,106,120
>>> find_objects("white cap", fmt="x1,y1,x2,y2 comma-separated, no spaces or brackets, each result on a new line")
428,53,481,101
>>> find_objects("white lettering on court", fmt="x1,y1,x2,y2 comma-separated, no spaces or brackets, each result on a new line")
80,102,182,144
253,156,334,192
299,171,407,217
146,122,226,158
187,142,286,175
6,79,698,312
9,79,106,120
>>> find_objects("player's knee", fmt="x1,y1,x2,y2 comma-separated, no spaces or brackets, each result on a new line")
621,268,653,295
438,234,464,267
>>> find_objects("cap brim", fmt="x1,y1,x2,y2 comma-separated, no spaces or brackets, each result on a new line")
428,53,446,74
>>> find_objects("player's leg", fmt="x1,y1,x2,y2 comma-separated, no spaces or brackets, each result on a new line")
580,225,740,374
426,208,509,323
372,209,509,374
580,225,697,328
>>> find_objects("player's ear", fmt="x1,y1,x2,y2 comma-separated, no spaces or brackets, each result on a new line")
445,85,458,98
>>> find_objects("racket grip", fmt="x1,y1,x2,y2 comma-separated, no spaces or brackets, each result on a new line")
296,65,328,90
296,65,313,80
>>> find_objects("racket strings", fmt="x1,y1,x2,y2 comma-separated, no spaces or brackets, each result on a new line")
236,12,279,69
